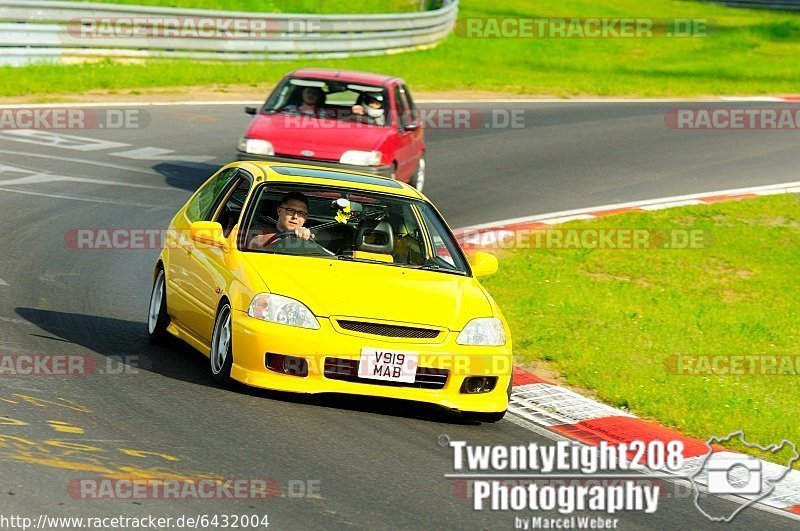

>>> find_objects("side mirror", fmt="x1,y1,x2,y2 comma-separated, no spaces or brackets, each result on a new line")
245,106,257,115
469,252,498,277
190,221,227,250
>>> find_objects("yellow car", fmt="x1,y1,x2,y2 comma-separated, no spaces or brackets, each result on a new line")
148,161,512,421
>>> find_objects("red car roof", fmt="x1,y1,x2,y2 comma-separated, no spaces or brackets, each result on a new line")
287,68,400,86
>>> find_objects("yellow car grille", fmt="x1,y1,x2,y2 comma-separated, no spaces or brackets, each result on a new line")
336,320,440,339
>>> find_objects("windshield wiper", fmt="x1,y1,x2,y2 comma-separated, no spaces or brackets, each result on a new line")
336,254,384,263
263,107,293,115
336,254,424,268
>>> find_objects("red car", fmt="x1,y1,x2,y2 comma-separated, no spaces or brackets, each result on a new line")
237,68,427,191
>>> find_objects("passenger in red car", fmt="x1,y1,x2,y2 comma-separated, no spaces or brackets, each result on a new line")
352,93,386,126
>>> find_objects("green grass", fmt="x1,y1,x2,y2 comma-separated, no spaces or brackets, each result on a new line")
480,194,800,463
2,0,800,98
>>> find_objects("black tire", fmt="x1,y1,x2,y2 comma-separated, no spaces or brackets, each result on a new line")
409,154,426,192
210,301,234,385
464,410,506,423
147,268,170,344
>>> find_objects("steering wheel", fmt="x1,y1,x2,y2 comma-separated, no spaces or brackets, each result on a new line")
263,230,303,246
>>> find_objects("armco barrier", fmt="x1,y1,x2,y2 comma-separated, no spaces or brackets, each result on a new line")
0,0,458,65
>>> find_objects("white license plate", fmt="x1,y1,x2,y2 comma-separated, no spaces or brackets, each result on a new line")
358,348,419,383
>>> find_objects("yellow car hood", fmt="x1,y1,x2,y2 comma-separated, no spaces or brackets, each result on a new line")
242,253,493,330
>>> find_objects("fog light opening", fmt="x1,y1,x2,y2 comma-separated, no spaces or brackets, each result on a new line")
265,354,308,377
460,376,498,394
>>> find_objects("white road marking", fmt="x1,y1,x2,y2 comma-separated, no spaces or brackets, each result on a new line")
0,150,164,176
753,186,800,195
0,171,176,190
720,97,787,102
640,199,704,210
0,186,165,208
0,101,261,108
111,146,215,163
458,180,800,232
1,97,796,108
0,130,130,151
37,272,77,284
538,214,596,225
0,163,40,175
0,278,8,286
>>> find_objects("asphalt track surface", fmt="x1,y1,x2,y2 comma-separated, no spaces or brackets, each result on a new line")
0,101,798,530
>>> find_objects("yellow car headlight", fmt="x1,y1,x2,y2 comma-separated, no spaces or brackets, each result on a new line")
457,318,506,346
248,293,320,330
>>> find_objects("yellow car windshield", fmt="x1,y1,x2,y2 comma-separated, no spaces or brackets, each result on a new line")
240,184,468,275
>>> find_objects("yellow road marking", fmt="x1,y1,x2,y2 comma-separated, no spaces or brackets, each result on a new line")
47,420,85,434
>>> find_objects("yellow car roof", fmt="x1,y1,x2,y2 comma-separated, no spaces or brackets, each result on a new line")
232,160,425,199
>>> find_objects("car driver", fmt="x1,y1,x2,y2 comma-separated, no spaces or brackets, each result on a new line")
249,191,314,249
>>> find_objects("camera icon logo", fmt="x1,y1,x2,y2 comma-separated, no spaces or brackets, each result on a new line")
689,429,799,522
706,454,762,495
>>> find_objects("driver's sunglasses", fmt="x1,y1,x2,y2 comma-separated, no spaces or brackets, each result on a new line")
279,206,308,218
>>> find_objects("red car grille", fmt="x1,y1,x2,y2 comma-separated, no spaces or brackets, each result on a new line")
336,320,440,339
324,358,448,390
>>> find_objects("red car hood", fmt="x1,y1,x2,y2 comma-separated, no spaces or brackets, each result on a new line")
245,113,390,161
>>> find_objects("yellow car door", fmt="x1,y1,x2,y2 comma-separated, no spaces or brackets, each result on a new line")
181,175,252,343
168,167,238,337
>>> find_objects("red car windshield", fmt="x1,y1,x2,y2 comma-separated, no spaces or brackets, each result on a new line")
261,77,392,127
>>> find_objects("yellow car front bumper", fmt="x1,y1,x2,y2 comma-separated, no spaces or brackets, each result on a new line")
230,312,512,414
